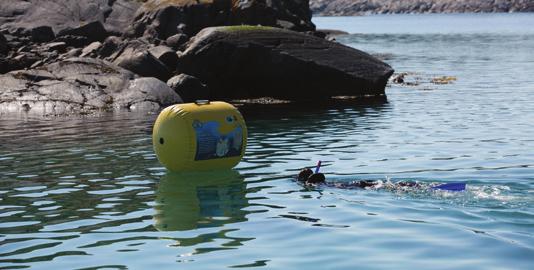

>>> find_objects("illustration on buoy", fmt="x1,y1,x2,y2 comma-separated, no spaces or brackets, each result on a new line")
153,101,247,172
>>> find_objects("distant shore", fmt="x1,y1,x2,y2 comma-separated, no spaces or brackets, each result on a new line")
310,0,534,16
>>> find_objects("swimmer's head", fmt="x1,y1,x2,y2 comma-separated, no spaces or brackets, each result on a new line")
306,173,325,185
298,168,313,182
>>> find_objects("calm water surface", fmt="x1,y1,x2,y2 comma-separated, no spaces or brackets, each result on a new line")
1,13,534,269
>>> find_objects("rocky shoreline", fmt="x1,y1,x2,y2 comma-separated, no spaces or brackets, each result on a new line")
310,0,534,16
0,0,393,115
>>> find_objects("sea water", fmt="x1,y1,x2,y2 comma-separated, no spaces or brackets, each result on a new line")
1,13,533,269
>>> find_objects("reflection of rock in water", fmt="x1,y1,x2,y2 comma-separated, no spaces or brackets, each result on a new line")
154,170,249,231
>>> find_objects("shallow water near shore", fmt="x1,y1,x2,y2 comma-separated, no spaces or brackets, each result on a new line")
1,13,534,269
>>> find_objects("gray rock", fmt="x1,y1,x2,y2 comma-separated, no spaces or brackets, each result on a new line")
1,0,319,43
0,57,183,115
167,74,210,103
178,26,394,100
0,59,7,74
0,0,141,36
17,45,30,53
30,60,44,69
99,36,122,58
57,21,108,43
0,33,8,55
5,53,40,71
315,29,349,40
149,46,178,71
30,26,55,42
116,77,183,110
230,0,315,31
65,48,82,58
165,33,189,50
54,35,89,47
81,42,102,57
46,42,67,52
113,45,171,82
0,1,32,26
104,0,143,35
128,0,315,40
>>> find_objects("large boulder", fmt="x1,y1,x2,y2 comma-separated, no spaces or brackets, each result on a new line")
167,74,210,102
0,58,182,115
29,26,55,43
177,26,394,100
112,43,172,82
118,77,183,111
128,0,315,40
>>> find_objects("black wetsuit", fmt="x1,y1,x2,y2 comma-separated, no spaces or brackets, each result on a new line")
297,168,421,189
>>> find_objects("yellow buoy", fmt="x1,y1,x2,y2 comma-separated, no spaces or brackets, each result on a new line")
152,101,247,172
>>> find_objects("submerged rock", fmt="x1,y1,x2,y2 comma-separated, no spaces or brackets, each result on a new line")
0,58,182,115
178,26,394,100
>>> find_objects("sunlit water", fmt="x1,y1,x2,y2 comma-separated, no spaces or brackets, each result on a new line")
1,13,534,269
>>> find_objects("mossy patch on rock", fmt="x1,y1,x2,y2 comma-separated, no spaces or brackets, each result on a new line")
222,25,278,32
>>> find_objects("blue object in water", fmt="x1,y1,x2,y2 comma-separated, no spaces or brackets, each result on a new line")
431,182,466,191
315,160,322,173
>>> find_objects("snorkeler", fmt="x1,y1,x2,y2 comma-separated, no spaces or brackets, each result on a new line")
297,167,403,188
296,166,466,191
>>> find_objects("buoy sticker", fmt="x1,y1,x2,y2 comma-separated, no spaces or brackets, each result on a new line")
193,120,243,161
